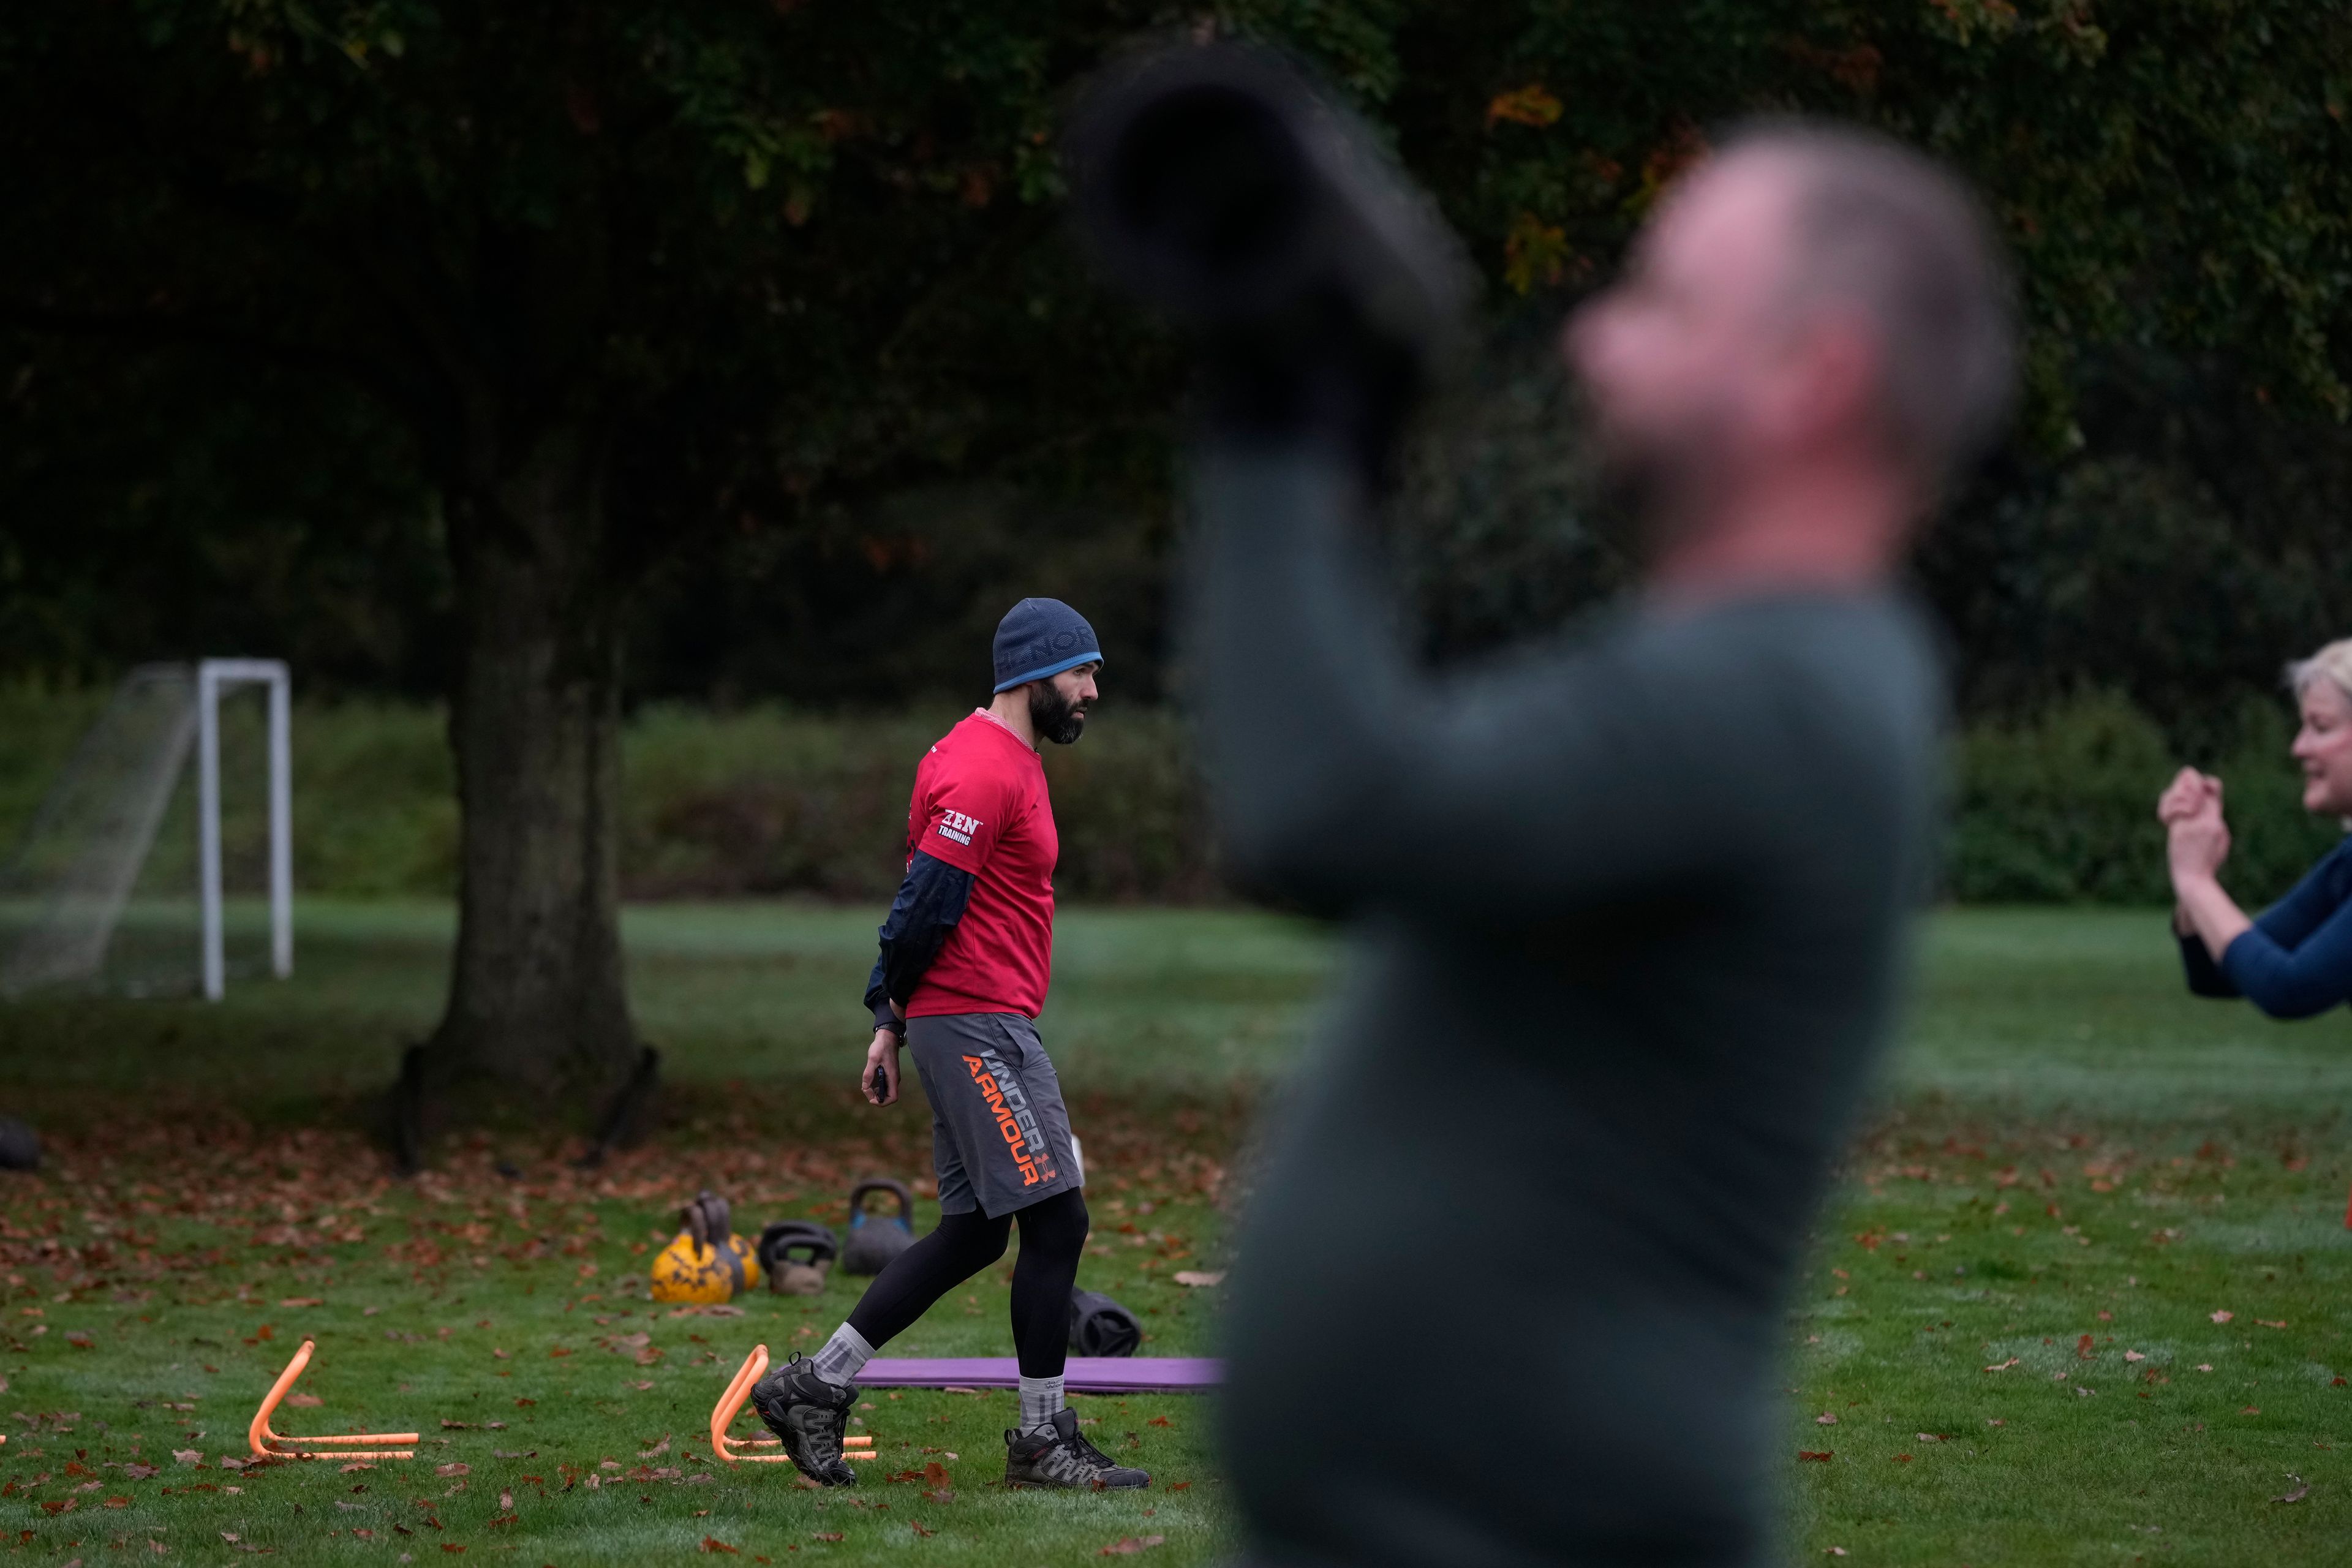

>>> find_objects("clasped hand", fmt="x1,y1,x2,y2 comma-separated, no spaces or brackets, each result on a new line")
2157,766,2230,881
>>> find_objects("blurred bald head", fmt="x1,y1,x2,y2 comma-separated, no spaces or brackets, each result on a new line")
1569,120,2016,558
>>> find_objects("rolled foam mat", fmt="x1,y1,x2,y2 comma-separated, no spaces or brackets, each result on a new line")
858,1357,1222,1393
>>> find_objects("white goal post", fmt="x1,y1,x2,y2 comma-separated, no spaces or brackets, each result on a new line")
197,658,293,1000
0,657,292,1000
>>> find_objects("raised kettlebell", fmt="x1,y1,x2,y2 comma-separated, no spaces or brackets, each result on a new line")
758,1219,840,1296
840,1178,917,1276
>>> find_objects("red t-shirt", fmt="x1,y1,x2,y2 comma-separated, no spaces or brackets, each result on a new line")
902,712,1059,1019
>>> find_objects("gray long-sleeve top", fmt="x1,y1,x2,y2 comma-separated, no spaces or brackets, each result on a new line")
1193,443,1943,1567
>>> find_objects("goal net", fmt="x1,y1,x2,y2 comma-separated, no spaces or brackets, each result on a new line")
0,660,291,998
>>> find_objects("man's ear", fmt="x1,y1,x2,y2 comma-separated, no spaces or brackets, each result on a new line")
1766,309,1883,453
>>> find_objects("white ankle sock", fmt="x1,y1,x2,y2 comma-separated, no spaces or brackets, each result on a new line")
1018,1374,1065,1434
810,1323,873,1387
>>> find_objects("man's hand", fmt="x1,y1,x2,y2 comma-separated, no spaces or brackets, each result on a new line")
863,1029,901,1107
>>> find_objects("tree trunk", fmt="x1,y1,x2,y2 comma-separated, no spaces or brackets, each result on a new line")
421,431,639,1120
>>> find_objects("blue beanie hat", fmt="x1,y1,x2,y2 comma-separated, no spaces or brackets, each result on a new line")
992,598,1103,692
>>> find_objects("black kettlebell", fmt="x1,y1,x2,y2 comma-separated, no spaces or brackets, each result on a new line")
1068,1288,1142,1357
758,1220,840,1296
840,1178,917,1276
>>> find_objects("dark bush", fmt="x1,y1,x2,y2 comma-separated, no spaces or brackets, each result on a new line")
1949,692,2339,907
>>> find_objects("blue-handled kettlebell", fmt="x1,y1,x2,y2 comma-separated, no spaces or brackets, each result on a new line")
841,1178,917,1275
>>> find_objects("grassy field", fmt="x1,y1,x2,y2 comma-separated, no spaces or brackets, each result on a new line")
2,903,2352,1564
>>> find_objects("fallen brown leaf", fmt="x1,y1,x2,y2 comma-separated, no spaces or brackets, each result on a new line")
436,1463,470,1477
123,1464,159,1480
700,1540,740,1556
1814,1413,1837,1426
2273,1476,2310,1504
811,1532,844,1542
1983,1358,2020,1372
287,1392,322,1408
1798,1450,1833,1462
909,1521,935,1538
2211,1310,2234,1324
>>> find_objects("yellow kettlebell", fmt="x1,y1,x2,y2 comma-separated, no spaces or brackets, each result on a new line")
650,1189,761,1303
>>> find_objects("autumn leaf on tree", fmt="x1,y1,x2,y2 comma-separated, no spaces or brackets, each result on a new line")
1502,214,1571,295
1485,84,1562,129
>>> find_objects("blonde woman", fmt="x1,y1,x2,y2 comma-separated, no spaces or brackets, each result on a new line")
2164,638,2352,1016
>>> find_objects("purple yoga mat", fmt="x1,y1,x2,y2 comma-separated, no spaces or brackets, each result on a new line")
857,1357,1223,1394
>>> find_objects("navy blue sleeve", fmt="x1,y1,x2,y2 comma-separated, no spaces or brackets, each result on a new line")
2177,923,2239,998
2214,843,2352,1019
864,850,976,1030
2238,841,2352,952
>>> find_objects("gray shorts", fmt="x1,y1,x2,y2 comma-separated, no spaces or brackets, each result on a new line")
905,1012,1082,1218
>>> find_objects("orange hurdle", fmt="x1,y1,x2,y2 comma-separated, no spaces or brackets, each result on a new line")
248,1338,418,1461
710,1344,794,1464
710,1346,878,1464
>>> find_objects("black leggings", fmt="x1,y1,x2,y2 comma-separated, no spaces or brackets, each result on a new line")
846,1188,1089,1378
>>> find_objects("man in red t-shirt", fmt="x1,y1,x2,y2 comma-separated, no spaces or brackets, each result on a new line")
752,598,1148,1493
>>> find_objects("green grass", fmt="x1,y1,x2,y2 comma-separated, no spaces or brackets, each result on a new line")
1788,910,2352,1565
6,903,2352,1563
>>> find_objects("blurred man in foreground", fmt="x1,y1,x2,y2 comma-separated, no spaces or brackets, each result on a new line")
1188,126,2015,1562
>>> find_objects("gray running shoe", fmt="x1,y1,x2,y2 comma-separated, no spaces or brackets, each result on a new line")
1004,1408,1151,1490
748,1353,857,1487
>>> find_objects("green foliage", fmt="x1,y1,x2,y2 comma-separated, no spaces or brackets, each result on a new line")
15,685,2341,911
1949,691,2341,907
6,2,2348,727
1412,1,2352,431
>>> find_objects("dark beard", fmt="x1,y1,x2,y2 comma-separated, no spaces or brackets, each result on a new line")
1027,682,1088,745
